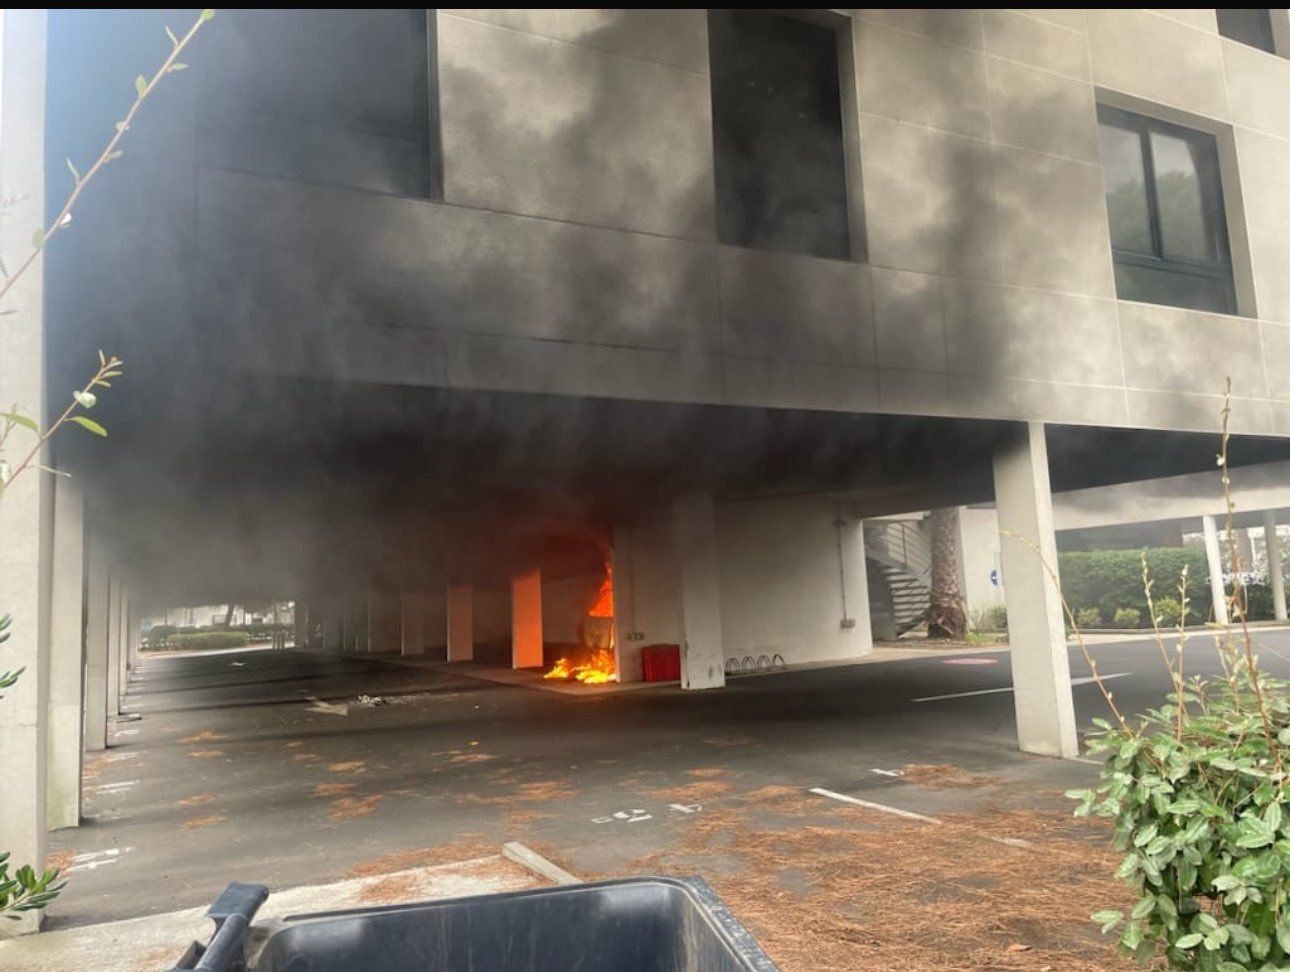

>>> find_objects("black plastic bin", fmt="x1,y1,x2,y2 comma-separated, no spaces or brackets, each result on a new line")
171,876,778,972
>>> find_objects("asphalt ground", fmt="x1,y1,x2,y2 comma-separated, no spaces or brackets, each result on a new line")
47,628,1290,930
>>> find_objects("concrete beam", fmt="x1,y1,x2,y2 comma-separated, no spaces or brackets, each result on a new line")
1202,514,1230,625
993,423,1077,758
47,477,85,830
673,492,725,691
511,569,543,669
1265,511,1287,622
446,584,473,661
83,541,110,752
400,592,425,656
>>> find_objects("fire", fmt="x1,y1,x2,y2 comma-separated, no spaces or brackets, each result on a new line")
543,562,617,683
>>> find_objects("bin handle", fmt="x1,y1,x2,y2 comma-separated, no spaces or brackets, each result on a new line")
168,882,269,972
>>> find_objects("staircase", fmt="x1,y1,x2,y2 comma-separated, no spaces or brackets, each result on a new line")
864,519,932,638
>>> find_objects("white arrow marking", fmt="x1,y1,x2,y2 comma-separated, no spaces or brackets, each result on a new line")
870,768,903,777
913,672,1130,703
305,696,348,716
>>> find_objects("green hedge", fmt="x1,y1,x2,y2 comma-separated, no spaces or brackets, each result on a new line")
1058,548,1213,628
151,631,249,652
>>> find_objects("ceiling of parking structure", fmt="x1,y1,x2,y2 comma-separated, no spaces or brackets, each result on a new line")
64,373,1290,602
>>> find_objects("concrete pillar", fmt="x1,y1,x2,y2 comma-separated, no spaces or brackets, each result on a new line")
401,592,426,656
368,592,400,653
1264,511,1287,622
0,10,52,931
511,569,543,669
610,526,639,682
47,477,85,829
127,600,140,673
293,602,307,648
673,493,725,691
1202,514,1230,626
446,584,473,661
83,541,110,752
324,601,344,652
106,575,123,717
993,423,1077,758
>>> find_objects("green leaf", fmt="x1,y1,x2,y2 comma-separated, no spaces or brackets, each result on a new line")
1175,932,1203,949
1276,925,1290,954
169,62,188,72
65,158,79,182
31,228,44,249
201,8,216,21
68,416,107,437
134,75,147,97
1264,800,1282,833
1131,895,1156,919
2,411,38,433
1092,909,1123,935
72,390,96,410
164,25,178,45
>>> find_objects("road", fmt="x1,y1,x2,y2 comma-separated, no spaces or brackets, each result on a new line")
50,628,1290,928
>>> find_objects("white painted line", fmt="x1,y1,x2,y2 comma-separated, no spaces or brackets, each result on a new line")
502,842,580,886
68,847,131,873
808,788,1035,849
89,780,138,793
809,787,940,823
1071,756,1102,766
913,672,1130,703
106,751,139,762
304,696,349,716
870,768,903,777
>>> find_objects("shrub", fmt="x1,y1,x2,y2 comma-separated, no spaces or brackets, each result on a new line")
1076,606,1103,628
1070,640,1290,969
154,631,248,652
1153,597,1187,627
1061,548,1212,628
978,604,1008,631
1113,607,1142,628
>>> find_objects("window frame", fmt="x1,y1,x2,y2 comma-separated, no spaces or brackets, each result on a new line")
1097,104,1236,313
1217,8,1277,54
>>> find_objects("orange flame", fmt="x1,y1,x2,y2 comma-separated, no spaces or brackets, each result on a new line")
543,563,617,683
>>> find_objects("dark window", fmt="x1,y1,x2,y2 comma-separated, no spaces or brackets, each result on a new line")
201,10,439,198
1217,9,1276,53
1097,106,1236,315
708,10,852,260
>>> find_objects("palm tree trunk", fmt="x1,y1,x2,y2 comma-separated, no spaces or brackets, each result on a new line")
928,507,967,639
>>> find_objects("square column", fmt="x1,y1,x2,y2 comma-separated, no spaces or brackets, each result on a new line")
106,576,123,718
511,569,543,669
400,593,426,656
323,601,344,652
1202,514,1230,625
83,540,110,752
609,526,640,682
368,592,400,653
673,493,725,691
126,600,140,673
993,423,1077,758
47,477,85,829
446,584,473,661
293,602,307,648
0,12,53,931
1263,511,1286,622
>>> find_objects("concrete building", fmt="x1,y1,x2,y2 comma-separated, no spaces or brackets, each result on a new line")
8,7,1290,930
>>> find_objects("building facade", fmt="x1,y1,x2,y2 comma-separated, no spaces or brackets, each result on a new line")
6,8,1290,931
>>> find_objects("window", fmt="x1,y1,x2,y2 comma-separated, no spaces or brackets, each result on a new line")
1096,106,1236,315
1217,9,1276,53
201,10,439,198
708,10,851,260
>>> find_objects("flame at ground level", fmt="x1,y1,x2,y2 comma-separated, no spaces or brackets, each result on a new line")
543,647,617,684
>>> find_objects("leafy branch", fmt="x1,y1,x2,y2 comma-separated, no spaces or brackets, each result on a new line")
0,8,215,307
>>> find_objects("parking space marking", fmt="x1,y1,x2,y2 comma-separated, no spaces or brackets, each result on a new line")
913,672,1130,703
809,787,939,823
870,768,903,777
809,787,1035,849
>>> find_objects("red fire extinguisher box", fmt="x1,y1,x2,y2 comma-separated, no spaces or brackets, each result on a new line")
641,644,681,682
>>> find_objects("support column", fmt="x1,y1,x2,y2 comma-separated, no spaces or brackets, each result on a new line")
446,584,473,661
126,600,140,673
293,602,307,648
324,601,344,652
1202,514,1230,626
610,526,639,682
83,541,110,752
401,592,426,656
47,478,85,829
106,575,123,718
993,423,1077,758
368,592,399,653
511,569,543,669
1264,511,1287,622
0,11,53,931
673,493,725,691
